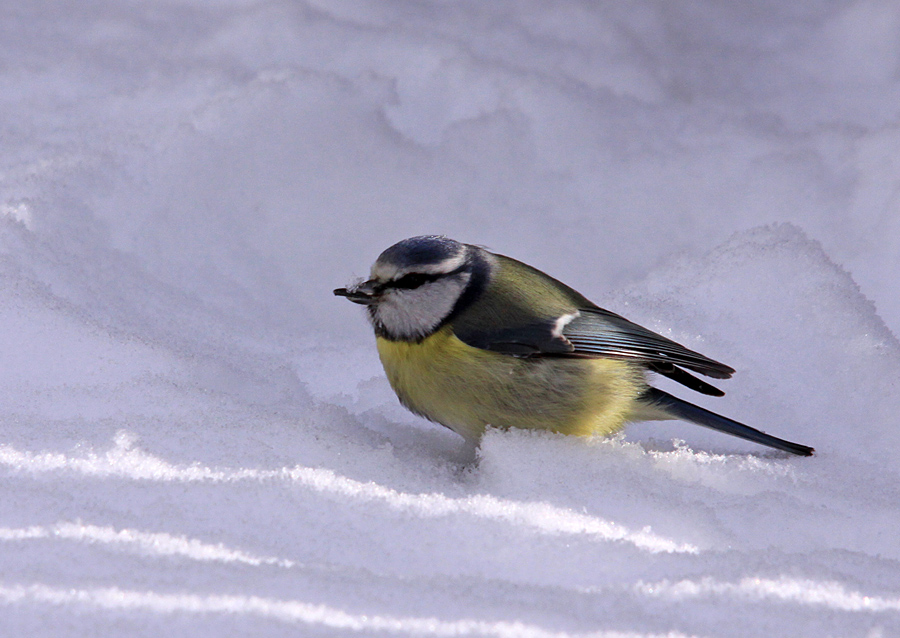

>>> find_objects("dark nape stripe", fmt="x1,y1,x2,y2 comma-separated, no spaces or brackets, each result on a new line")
438,248,490,329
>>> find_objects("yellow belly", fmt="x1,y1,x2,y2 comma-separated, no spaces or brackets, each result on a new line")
376,326,647,441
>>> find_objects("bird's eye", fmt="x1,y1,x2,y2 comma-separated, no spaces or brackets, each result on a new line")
392,273,433,289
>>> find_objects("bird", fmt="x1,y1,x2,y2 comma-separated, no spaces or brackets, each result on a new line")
334,235,813,457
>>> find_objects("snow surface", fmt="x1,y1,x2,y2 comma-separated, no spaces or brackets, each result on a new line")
2,1,900,636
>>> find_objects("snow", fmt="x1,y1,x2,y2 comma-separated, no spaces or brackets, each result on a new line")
2,1,899,636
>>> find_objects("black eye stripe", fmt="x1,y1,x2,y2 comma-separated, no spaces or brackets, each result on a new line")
390,273,438,289
387,263,469,290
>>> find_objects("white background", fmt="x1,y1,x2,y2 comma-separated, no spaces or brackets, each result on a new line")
1,1,899,636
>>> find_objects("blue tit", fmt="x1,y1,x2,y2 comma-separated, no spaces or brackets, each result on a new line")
334,235,813,456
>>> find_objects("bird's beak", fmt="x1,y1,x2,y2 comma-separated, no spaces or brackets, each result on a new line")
333,279,382,305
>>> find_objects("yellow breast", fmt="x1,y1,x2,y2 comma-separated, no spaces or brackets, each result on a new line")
376,326,646,441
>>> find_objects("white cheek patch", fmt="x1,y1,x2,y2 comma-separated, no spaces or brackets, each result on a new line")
374,273,471,340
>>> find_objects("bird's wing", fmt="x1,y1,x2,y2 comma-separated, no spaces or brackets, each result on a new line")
562,308,735,379
452,306,734,396
451,316,576,356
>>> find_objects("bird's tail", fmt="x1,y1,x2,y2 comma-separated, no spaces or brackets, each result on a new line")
640,387,814,457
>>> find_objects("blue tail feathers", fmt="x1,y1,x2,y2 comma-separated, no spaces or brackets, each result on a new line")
643,388,814,457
